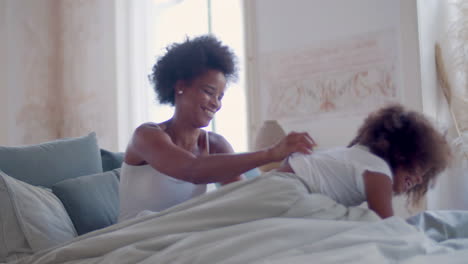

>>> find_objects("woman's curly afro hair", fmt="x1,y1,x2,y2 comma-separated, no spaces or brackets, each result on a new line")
149,35,238,106
348,103,451,205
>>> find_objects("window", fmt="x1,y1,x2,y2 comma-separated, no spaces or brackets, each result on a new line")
142,0,248,152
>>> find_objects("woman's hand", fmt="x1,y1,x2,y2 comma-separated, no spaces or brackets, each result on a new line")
267,132,317,162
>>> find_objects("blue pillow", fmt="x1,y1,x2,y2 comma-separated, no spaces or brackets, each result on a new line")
52,169,120,236
0,132,102,188
100,149,124,173
407,210,468,242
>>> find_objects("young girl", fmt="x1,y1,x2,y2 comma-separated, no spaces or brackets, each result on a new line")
277,104,451,218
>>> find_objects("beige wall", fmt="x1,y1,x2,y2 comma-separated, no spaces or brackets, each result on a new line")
58,0,119,150
1,0,119,150
245,0,423,151
6,0,60,146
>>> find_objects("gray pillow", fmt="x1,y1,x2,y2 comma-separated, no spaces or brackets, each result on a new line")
0,170,77,262
0,132,102,188
407,210,468,242
100,149,124,173
52,169,120,235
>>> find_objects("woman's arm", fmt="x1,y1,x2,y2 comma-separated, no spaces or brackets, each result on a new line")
363,170,394,219
127,124,316,184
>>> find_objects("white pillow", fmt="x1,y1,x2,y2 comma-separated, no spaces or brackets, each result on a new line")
0,170,77,262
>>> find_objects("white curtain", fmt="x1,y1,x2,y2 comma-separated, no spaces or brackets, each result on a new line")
115,0,156,150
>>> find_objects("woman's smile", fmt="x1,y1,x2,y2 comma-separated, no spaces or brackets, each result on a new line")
202,107,216,118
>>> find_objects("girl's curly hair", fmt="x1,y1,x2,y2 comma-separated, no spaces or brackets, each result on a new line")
348,104,451,205
149,35,238,106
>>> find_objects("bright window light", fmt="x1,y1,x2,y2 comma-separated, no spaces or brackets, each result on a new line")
145,0,248,152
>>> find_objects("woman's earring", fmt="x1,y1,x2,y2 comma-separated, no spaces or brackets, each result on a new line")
177,90,183,95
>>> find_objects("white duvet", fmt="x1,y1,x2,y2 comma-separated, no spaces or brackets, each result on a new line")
11,172,468,264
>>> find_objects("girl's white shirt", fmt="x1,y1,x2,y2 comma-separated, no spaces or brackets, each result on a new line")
288,144,392,206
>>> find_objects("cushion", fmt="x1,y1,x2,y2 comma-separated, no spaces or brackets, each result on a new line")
52,169,120,235
407,210,468,242
100,149,124,173
0,170,77,262
0,132,103,188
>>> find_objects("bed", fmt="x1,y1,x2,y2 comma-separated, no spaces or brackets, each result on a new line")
2,133,468,264
7,172,468,264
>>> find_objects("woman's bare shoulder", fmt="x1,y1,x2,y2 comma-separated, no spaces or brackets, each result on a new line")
125,122,169,164
133,122,170,138
130,122,172,149
136,122,166,131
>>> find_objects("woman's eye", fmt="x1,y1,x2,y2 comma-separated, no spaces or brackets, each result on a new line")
204,90,214,96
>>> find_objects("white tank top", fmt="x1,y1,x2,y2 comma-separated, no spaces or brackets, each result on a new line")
118,131,209,222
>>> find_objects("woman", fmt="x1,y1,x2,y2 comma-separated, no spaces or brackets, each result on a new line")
118,35,316,222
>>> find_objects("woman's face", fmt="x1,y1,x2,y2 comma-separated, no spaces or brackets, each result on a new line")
175,69,227,127
392,167,423,194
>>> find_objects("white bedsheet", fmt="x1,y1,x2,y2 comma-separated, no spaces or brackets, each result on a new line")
10,172,468,264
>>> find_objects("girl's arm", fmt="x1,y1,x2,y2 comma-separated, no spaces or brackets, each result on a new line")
363,170,394,219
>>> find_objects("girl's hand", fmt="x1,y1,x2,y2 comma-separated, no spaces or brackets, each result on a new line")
267,132,317,162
